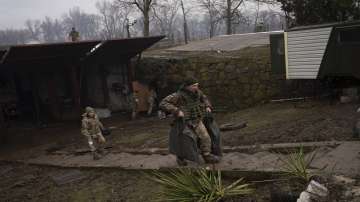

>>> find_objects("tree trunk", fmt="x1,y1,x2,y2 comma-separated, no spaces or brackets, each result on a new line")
143,11,150,37
126,24,131,38
210,24,214,38
183,20,189,44
226,0,232,35
0,102,7,144
210,17,215,38
254,0,260,32
180,0,189,44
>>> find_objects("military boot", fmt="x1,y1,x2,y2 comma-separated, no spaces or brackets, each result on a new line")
97,148,107,155
176,157,188,166
93,151,102,160
203,154,220,164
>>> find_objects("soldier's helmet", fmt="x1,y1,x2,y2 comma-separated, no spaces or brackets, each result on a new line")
183,76,198,87
85,106,95,114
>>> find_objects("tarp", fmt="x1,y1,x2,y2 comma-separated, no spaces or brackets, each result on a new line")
87,36,165,63
0,36,165,67
169,113,222,163
1,40,101,65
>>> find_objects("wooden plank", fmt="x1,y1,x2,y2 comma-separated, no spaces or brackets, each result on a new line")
47,72,60,120
84,141,344,155
220,121,247,131
0,165,13,176
29,73,41,125
69,66,81,112
49,170,86,186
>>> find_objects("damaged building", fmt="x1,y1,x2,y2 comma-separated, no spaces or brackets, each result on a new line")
0,36,164,126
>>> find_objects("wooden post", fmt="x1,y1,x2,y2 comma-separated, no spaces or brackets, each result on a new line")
69,66,81,114
29,72,41,125
0,104,4,126
100,66,110,108
47,72,60,120
80,65,89,107
0,103,7,144
127,60,134,93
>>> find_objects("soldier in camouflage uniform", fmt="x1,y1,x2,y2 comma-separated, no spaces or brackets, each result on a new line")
160,76,220,164
130,91,139,120
81,107,106,160
147,88,157,116
68,27,80,42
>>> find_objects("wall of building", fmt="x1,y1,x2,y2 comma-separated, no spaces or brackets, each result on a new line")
85,63,132,112
137,46,284,110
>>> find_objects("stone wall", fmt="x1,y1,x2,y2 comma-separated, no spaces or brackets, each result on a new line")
136,46,282,110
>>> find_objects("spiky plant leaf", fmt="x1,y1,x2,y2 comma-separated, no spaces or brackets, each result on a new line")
280,146,318,184
149,168,254,202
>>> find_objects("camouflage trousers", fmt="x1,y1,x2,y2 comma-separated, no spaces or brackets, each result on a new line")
186,121,211,155
147,97,155,115
86,133,106,152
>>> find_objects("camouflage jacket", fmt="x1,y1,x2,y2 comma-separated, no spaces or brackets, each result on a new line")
81,115,104,137
159,89,212,120
69,30,80,41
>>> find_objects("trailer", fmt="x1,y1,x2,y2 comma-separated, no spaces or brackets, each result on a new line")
271,21,360,80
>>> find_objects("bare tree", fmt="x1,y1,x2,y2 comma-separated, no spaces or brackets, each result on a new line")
198,0,222,37
180,0,190,43
257,10,284,31
188,17,208,40
116,0,155,37
96,1,131,39
223,0,245,34
152,0,179,42
62,7,101,40
253,0,260,31
199,0,246,35
0,0,284,46
0,29,30,45
40,17,65,42
25,20,42,41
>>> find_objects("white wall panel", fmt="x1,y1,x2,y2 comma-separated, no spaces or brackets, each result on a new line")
285,27,332,79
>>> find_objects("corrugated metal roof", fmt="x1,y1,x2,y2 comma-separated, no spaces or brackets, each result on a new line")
88,36,165,62
0,36,165,67
287,20,360,32
1,40,101,65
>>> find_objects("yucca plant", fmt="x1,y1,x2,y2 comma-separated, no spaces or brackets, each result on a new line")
279,146,317,185
150,168,254,202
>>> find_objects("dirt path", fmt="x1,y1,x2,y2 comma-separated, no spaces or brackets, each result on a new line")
0,162,160,202
1,99,360,202
8,141,359,178
1,101,357,161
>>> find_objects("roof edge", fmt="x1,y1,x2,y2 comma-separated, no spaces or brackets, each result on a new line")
287,20,360,32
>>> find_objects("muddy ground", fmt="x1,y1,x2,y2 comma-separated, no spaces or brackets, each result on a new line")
0,162,160,202
0,100,359,201
1,100,356,159
0,162,358,202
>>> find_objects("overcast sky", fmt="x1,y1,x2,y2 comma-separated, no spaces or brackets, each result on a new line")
0,0,99,29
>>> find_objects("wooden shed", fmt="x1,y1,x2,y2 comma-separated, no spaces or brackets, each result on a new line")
0,36,164,124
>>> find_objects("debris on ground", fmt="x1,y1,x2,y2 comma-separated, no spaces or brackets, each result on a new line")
220,121,247,131
49,169,86,186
